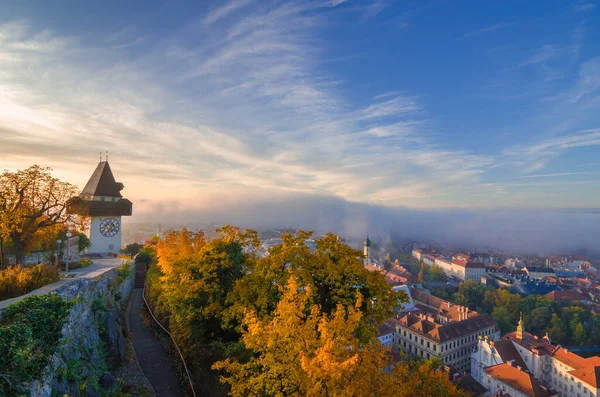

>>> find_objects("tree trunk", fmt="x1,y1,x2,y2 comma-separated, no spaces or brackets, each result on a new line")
0,236,4,270
12,235,25,267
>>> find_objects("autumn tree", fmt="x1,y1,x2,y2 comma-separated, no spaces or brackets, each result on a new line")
215,277,466,397
0,166,78,265
417,263,429,283
227,232,401,341
153,226,258,351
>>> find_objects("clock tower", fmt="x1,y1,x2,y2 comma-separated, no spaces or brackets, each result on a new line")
67,158,133,255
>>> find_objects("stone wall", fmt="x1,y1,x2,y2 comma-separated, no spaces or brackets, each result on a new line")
29,267,134,397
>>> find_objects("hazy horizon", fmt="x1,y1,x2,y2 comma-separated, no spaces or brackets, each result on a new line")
122,193,600,258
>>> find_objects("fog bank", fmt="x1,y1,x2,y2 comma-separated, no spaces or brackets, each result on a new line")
128,193,600,258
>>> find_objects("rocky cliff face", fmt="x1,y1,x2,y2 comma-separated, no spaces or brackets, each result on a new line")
29,268,133,397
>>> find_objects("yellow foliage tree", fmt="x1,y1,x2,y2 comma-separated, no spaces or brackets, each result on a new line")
214,277,467,397
0,166,78,265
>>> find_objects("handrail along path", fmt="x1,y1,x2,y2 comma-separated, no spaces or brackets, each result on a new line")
141,285,197,397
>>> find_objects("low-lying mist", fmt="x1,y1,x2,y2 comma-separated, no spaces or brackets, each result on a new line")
128,193,600,258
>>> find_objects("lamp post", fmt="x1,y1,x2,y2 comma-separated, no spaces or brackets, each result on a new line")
56,239,62,267
65,232,72,276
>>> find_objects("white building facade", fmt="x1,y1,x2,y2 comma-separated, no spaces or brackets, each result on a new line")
434,257,487,282
471,316,600,397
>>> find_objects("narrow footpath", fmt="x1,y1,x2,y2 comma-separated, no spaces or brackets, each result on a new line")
129,281,182,396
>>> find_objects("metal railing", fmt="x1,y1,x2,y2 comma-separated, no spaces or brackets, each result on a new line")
141,285,197,397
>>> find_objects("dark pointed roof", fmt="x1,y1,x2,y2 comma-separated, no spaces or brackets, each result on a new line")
81,161,124,198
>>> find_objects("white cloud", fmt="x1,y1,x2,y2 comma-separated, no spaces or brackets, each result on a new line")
359,97,421,119
518,44,560,68
3,1,595,210
573,2,596,12
505,129,600,173
570,57,600,103
362,0,389,20
204,0,255,25
458,23,511,40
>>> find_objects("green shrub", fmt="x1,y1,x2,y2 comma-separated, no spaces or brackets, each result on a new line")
134,250,151,265
60,259,93,271
116,262,133,281
0,294,74,396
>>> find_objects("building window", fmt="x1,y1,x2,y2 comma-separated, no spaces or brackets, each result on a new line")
434,345,437,352
427,341,430,348
100,196,105,201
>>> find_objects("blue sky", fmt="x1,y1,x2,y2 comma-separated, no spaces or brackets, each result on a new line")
1,0,599,213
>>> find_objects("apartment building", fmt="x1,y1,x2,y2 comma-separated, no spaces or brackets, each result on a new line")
387,289,499,373
434,257,487,282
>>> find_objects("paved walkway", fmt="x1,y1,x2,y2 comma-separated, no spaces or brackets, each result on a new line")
0,258,124,310
129,288,181,397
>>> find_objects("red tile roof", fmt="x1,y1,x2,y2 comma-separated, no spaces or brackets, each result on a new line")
452,259,486,268
568,366,600,388
543,290,587,302
485,363,557,397
551,348,600,370
396,312,497,343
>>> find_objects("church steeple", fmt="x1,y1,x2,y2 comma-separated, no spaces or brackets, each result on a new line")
363,233,372,266
516,312,525,340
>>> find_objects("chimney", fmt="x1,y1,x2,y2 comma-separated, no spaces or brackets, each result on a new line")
516,365,522,371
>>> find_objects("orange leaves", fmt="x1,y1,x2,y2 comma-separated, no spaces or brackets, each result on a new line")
156,228,206,275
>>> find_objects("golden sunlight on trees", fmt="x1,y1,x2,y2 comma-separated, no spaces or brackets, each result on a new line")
0,166,78,266
228,232,399,342
146,227,464,396
214,277,467,397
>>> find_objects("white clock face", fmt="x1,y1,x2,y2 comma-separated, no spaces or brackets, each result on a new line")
99,218,120,237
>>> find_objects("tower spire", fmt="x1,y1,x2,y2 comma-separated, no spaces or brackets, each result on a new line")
516,311,525,340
